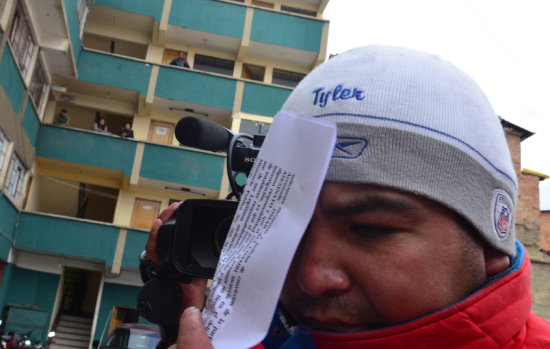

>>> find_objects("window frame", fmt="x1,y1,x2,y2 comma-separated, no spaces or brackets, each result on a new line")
0,128,9,174
4,153,28,207
8,3,36,79
29,57,49,112
76,0,88,34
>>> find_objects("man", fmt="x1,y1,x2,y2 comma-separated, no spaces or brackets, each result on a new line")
146,46,550,348
169,51,191,68
118,122,134,138
53,108,70,126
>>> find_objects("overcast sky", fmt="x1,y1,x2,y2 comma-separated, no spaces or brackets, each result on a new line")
324,0,550,210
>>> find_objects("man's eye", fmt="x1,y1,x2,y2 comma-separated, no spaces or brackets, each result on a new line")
349,223,396,237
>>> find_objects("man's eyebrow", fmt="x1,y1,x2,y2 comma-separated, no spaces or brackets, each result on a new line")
325,195,418,217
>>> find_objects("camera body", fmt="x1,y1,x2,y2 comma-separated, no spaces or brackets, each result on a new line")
137,117,264,347
157,199,238,280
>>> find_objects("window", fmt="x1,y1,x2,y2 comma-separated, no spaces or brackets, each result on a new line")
272,68,305,87
242,63,265,82
4,153,27,206
29,60,48,109
76,0,88,30
0,128,8,173
281,5,317,17
8,4,36,77
252,0,273,9
193,54,234,76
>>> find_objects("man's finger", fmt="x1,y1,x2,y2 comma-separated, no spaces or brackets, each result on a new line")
177,306,213,349
145,201,182,265
181,278,208,310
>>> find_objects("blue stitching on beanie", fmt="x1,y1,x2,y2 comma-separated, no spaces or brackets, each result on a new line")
314,112,518,189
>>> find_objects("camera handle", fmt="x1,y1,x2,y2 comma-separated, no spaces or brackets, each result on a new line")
226,133,253,200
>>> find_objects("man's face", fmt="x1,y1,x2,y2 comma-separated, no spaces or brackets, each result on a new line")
280,183,487,332
178,53,185,59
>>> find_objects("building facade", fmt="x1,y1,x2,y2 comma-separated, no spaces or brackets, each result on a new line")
0,0,329,347
502,120,550,321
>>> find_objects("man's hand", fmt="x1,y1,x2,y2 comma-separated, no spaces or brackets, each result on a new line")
145,201,212,347
168,306,214,349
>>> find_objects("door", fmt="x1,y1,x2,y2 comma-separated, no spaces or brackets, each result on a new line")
130,198,161,230
147,120,175,145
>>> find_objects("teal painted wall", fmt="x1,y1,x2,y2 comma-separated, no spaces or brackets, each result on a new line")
241,82,291,117
250,9,323,52
77,50,152,96
140,143,224,190
0,48,25,114
16,213,118,266
94,283,144,343
36,126,136,177
64,0,83,62
169,0,245,38
0,266,59,342
0,264,14,312
156,67,236,111
0,194,17,261
22,100,40,147
122,229,148,268
95,0,164,22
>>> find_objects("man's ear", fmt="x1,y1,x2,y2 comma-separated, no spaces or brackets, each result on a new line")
484,246,510,277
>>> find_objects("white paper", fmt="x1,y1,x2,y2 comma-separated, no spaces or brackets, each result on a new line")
202,111,336,348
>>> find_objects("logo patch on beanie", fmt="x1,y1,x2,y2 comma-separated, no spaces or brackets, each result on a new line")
491,190,514,240
333,137,368,159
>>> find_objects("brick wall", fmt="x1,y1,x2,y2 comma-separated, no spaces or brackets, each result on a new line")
505,132,541,248
541,211,550,252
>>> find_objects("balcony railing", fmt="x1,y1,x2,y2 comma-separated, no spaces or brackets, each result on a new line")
169,0,246,38
250,8,323,53
36,125,226,190
77,50,152,96
15,212,149,269
15,212,120,266
37,125,137,177
156,66,237,111
94,0,165,21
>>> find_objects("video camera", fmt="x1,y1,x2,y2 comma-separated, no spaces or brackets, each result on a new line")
137,116,264,348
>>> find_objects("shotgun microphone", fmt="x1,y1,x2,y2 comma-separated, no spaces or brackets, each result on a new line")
175,116,234,152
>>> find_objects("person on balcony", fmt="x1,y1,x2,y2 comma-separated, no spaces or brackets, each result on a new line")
169,51,191,68
53,108,70,126
118,122,134,138
94,117,109,133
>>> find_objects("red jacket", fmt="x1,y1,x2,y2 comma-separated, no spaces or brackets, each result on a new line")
259,242,550,348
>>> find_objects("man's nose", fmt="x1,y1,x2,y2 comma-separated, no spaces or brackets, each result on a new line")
294,212,351,298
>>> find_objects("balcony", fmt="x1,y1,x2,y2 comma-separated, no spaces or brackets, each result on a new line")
35,125,225,193
94,0,165,22
122,229,149,268
164,0,325,68
155,66,237,111
241,81,292,117
169,0,246,39
36,125,137,177
250,9,323,53
0,194,18,260
13,212,147,269
140,142,225,191
15,212,120,266
77,50,152,97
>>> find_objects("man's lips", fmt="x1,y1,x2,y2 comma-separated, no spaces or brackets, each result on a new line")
301,317,367,332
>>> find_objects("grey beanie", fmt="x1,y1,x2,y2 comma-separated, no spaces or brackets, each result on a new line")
282,45,518,257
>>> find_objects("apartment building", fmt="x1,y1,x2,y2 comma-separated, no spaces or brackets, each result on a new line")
0,0,329,347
